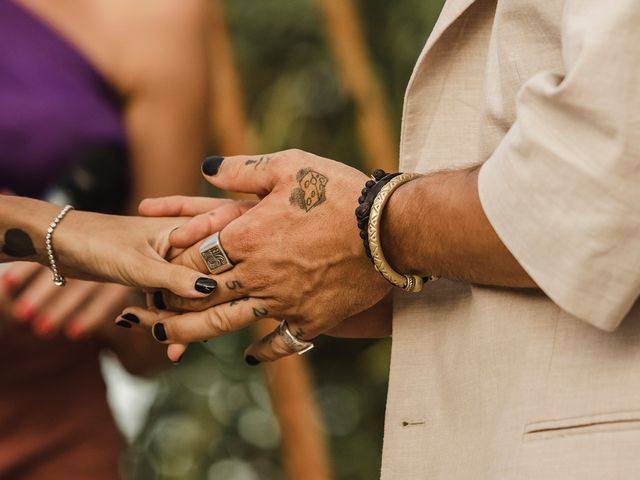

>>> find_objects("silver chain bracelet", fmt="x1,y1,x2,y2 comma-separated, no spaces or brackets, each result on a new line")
45,204,74,286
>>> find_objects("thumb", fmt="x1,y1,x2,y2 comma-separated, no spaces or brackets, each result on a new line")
201,153,283,196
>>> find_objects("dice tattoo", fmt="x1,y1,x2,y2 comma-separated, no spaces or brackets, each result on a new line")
289,168,329,212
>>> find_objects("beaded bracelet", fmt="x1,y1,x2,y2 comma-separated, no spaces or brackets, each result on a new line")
355,169,399,258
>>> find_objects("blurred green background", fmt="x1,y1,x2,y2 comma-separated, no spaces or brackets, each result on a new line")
128,1,444,479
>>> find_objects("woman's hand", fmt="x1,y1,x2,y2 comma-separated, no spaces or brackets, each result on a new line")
0,195,223,298
53,210,221,298
0,262,140,339
133,151,392,362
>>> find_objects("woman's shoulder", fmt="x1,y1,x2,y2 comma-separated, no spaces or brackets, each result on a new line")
15,0,208,95
106,0,210,94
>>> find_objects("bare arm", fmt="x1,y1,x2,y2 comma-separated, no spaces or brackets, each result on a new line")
382,167,536,288
0,196,60,264
120,0,209,207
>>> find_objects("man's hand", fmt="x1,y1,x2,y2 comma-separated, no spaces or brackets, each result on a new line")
133,150,392,362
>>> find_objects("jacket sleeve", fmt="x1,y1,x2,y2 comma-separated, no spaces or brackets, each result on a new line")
477,0,640,331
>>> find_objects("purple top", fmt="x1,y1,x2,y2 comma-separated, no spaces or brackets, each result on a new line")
0,0,128,199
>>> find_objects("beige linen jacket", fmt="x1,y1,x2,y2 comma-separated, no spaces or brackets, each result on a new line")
382,0,640,478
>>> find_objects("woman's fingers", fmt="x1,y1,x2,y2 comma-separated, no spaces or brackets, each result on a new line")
134,252,218,299
115,306,187,361
1,261,40,294
12,269,58,323
139,195,233,217
66,283,133,339
33,280,96,336
168,200,256,249
167,343,188,363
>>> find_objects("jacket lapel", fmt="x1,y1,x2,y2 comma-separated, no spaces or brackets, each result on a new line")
424,0,479,54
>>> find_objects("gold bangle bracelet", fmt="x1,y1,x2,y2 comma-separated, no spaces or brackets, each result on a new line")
367,173,438,293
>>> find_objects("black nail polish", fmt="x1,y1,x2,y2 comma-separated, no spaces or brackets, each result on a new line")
195,277,217,294
153,291,167,310
122,313,139,324
116,320,132,329
245,355,261,366
153,323,168,342
202,156,224,176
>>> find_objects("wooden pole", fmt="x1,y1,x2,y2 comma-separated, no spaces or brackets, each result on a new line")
207,2,333,479
314,0,399,173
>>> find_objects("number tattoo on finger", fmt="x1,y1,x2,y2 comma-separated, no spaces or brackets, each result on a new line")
245,155,271,170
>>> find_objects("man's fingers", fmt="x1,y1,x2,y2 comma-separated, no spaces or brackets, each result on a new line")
243,320,311,365
148,298,271,344
138,196,232,217
201,153,284,196
155,267,250,313
169,200,256,249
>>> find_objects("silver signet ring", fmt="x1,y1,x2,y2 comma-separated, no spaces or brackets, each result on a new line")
199,232,234,274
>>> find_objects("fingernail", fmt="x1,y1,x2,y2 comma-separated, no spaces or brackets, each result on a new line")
202,156,224,176
1,273,16,291
195,277,217,294
153,322,168,342
34,315,54,335
16,302,35,322
153,291,167,310
66,321,86,340
116,320,132,329
245,355,261,366
122,313,140,324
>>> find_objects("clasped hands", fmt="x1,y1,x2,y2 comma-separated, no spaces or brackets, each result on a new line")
122,149,392,364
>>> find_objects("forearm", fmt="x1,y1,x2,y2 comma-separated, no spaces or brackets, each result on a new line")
381,167,536,288
0,196,59,264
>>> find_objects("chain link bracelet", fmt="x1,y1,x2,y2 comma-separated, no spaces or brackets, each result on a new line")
45,204,74,286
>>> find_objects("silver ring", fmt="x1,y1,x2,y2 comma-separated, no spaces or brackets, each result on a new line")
279,320,314,355
199,232,234,274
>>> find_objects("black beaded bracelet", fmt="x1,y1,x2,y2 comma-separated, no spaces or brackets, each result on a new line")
355,169,400,259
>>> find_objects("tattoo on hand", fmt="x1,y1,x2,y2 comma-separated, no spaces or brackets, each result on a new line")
245,155,271,170
229,297,250,307
1,229,36,258
289,168,329,212
225,280,243,290
252,307,269,318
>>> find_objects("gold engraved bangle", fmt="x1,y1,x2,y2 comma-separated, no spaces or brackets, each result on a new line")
367,173,438,293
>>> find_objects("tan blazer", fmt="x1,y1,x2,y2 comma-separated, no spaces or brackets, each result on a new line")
382,0,640,478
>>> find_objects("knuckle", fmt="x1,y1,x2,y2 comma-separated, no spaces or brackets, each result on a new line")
206,308,233,336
